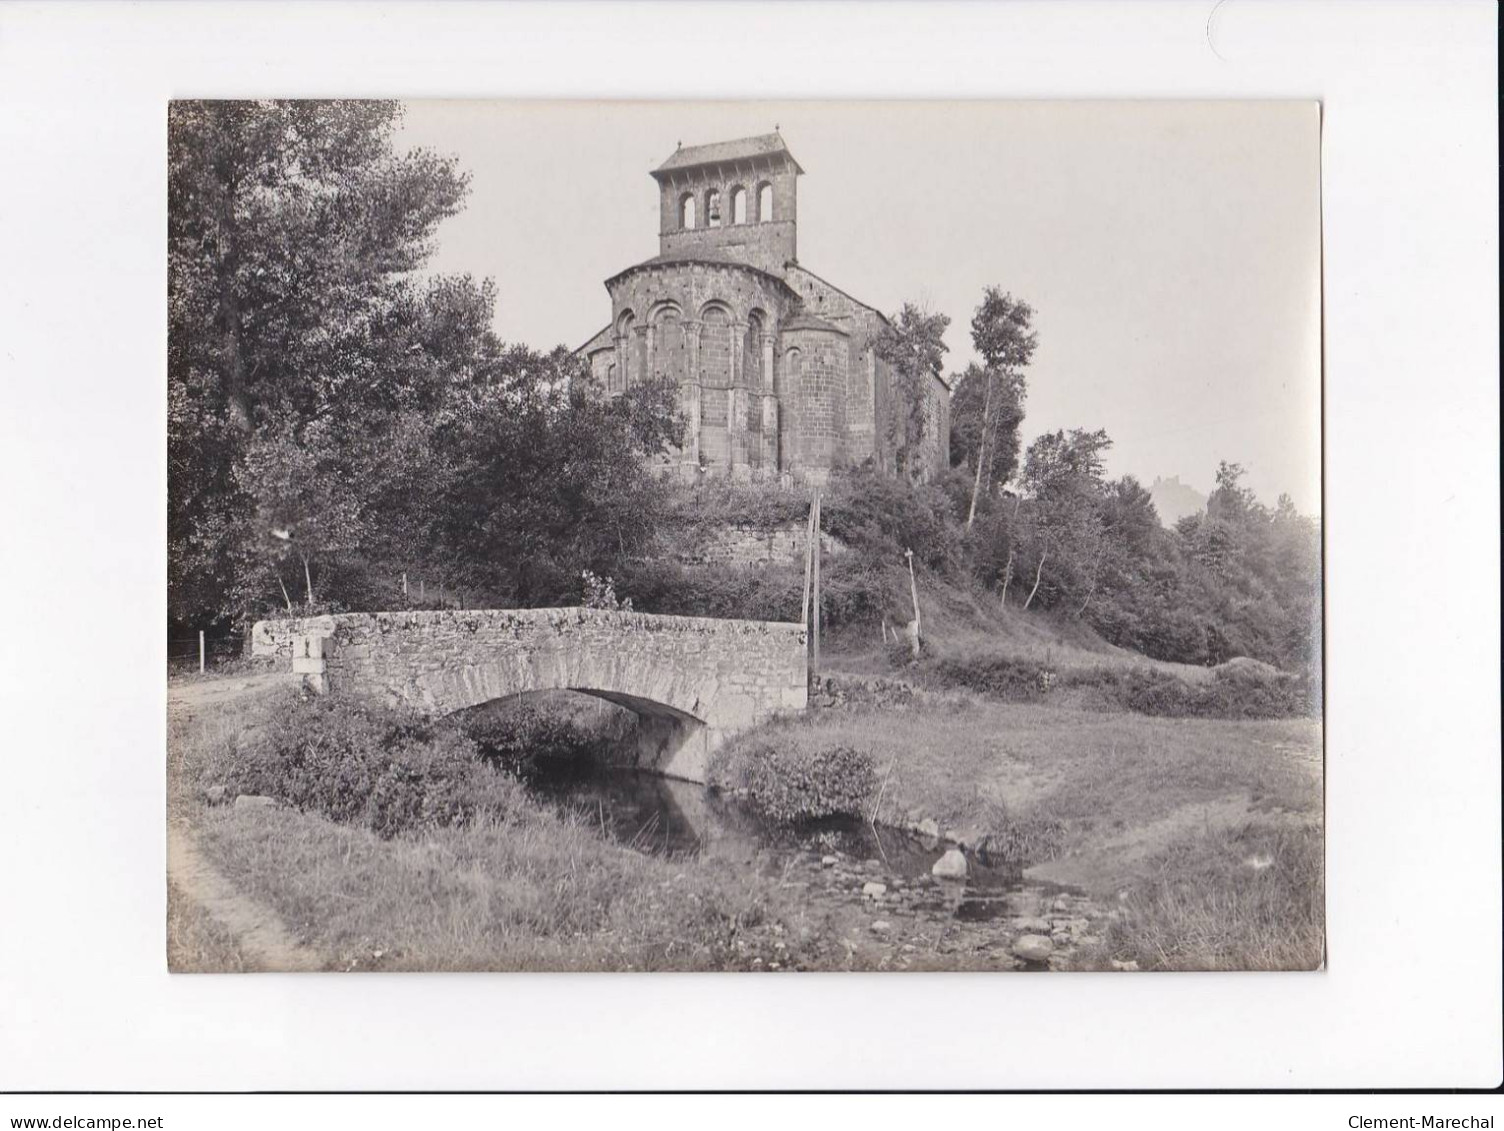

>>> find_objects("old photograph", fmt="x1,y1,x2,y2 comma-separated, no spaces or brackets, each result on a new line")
166,100,1323,973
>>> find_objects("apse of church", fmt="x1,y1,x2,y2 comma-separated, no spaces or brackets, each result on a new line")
577,133,950,484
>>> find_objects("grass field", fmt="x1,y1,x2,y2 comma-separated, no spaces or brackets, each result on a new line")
168,660,1323,971
713,693,1324,970
168,681,823,972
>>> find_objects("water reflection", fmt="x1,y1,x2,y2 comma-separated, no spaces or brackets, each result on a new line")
527,763,1036,923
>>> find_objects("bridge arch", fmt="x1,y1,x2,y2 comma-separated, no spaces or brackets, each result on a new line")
252,607,808,782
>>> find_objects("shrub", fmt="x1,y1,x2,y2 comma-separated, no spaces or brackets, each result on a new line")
724,742,878,824
1099,664,1309,719
661,478,811,531
822,464,962,573
928,651,1312,719
617,559,803,623
1199,663,1311,719
931,655,1055,701
211,693,523,838
1117,669,1201,716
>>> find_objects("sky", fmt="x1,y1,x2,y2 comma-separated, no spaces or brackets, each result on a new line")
397,101,1322,513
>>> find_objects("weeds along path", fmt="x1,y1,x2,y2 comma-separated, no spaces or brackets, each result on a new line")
168,672,325,972
166,819,325,971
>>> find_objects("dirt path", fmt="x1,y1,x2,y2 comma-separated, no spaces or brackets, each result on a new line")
167,819,325,971
167,672,326,972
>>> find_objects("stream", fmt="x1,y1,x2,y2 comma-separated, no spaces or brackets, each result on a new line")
527,760,1113,970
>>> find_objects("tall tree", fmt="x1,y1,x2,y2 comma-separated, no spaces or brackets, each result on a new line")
168,100,470,623
876,304,950,481
950,362,1026,507
1017,428,1112,610
961,288,1037,527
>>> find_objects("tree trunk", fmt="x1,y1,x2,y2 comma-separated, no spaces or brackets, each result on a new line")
277,575,294,613
213,169,253,435
966,369,997,529
1074,547,1104,617
1074,577,1097,618
999,495,1022,608
302,555,314,606
1023,548,1047,611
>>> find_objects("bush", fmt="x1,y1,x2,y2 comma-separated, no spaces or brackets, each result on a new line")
822,464,962,573
1199,663,1311,719
210,693,524,838
1088,664,1310,719
927,650,1312,719
722,742,878,824
661,479,811,531
931,655,1055,701
617,559,802,622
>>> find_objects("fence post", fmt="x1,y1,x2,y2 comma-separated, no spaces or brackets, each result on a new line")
198,630,205,674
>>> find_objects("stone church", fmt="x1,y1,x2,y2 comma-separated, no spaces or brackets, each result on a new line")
577,133,950,484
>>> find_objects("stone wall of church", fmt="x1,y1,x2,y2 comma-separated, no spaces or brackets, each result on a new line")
606,261,792,478
780,325,850,482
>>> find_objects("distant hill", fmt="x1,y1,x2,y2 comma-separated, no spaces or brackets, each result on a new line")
1149,476,1208,527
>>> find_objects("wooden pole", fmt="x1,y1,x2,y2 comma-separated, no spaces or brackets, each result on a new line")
904,547,922,660
198,630,205,674
812,489,821,676
402,571,409,599
800,496,814,631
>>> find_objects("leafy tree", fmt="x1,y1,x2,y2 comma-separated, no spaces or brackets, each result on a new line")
168,99,471,624
960,289,1037,527
1016,428,1112,611
424,350,683,607
951,362,1027,518
876,304,950,481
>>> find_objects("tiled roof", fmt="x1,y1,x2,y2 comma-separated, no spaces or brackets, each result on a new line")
653,133,802,177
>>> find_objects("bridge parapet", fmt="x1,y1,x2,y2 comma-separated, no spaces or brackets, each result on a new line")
250,607,808,782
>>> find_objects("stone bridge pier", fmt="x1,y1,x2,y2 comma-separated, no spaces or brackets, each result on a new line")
251,607,808,783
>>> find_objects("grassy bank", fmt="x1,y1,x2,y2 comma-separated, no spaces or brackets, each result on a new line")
168,681,830,971
711,692,1324,969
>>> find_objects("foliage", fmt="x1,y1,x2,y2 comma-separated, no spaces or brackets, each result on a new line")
660,478,811,532
875,304,950,480
1012,428,1113,611
169,101,681,626
203,691,525,838
456,700,615,778
932,655,1056,701
952,288,1037,515
950,362,1027,490
718,742,878,825
169,101,472,623
580,570,632,612
923,652,1311,719
822,464,962,572
424,360,682,608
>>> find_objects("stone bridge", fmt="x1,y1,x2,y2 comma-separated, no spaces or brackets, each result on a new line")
250,608,808,782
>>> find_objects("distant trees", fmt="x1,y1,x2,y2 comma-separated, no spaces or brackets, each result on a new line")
996,444,1320,671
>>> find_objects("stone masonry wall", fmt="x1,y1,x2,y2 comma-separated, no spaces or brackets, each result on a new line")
250,607,808,782
662,520,846,569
